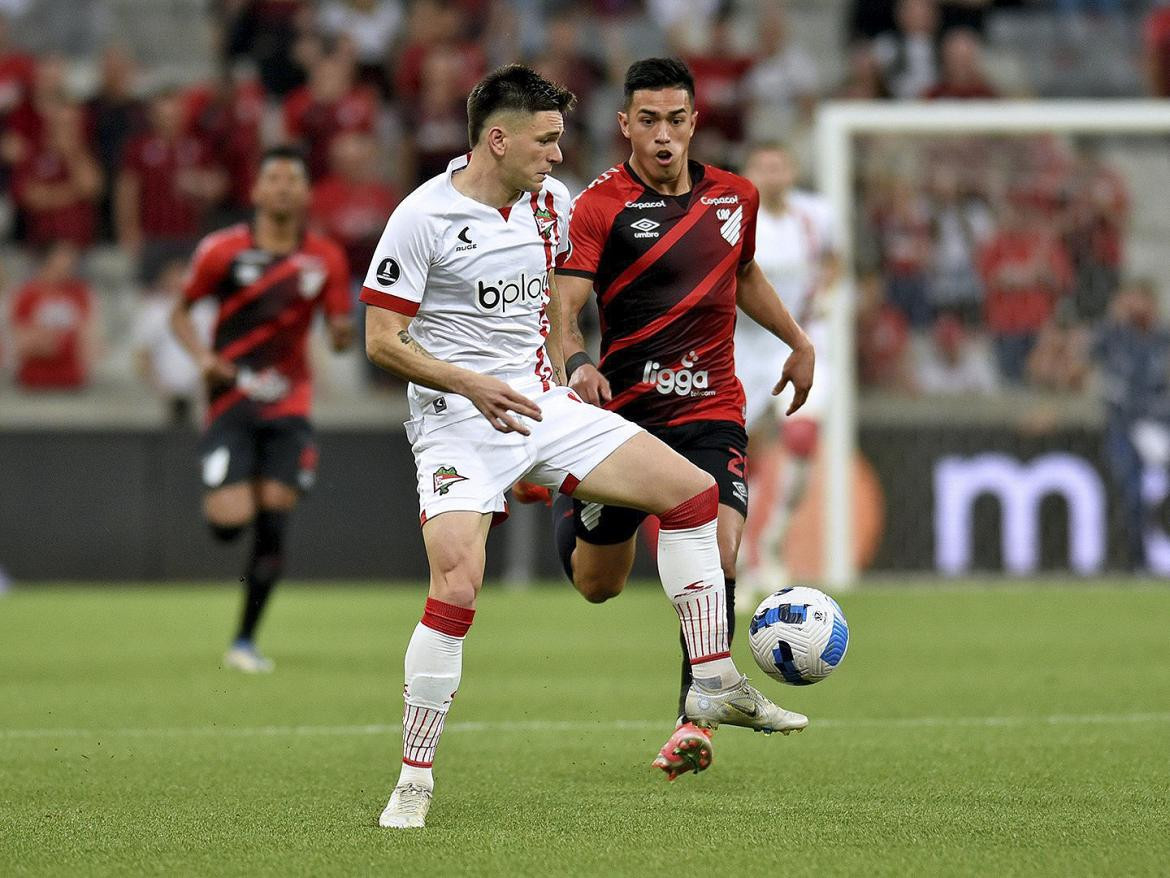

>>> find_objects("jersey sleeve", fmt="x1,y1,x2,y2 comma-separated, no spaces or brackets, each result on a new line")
739,183,760,266
359,198,434,316
320,240,352,318
181,234,231,303
556,192,607,279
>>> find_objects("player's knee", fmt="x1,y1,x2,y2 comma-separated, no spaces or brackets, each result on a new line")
209,522,246,543
574,573,623,603
783,418,819,458
428,554,483,607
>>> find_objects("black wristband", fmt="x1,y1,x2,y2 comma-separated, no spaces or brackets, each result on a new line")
565,352,594,378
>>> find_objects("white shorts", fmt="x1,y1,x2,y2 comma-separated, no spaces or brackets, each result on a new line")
736,319,831,432
406,385,644,525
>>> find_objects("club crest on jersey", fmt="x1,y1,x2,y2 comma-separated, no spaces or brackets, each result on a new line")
532,207,556,241
295,255,327,298
433,466,468,495
718,205,744,246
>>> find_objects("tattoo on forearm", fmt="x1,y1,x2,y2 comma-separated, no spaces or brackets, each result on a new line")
568,320,586,350
397,329,437,360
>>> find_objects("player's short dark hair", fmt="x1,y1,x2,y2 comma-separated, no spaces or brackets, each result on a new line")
623,57,695,107
466,64,576,146
259,145,310,179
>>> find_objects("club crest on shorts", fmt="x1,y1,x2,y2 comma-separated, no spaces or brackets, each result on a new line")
433,466,468,495
532,207,555,241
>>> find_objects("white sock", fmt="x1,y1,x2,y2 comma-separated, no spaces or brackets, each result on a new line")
658,486,741,690
395,599,473,791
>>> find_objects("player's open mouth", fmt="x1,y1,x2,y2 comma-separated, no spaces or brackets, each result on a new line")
655,150,673,166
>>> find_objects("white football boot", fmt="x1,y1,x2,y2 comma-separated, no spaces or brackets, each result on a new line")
378,784,433,829
223,641,274,673
685,675,808,734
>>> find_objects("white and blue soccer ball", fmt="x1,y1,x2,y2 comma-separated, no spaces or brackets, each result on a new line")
748,586,849,685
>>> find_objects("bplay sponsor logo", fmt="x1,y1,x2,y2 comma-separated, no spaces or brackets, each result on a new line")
475,271,549,314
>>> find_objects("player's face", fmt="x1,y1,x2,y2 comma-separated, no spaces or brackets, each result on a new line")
619,88,696,187
252,158,311,220
499,110,565,193
744,148,796,202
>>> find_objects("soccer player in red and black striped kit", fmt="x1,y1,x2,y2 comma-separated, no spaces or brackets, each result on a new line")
171,146,352,672
544,58,815,777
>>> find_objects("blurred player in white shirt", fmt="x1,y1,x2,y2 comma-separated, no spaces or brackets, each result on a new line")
734,142,838,601
363,65,807,831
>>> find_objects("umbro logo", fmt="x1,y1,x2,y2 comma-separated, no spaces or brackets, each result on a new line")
719,205,744,246
455,226,477,252
631,218,660,239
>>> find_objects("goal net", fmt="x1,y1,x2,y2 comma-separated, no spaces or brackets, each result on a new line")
810,102,1170,587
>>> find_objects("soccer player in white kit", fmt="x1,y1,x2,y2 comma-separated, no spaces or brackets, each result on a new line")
361,66,807,830
733,142,838,600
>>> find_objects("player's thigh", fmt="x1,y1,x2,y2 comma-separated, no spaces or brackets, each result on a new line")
203,483,256,526
574,431,713,515
676,423,750,574
421,510,493,608
199,414,257,525
256,417,318,500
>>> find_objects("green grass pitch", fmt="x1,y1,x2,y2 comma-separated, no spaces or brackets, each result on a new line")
2,582,1168,876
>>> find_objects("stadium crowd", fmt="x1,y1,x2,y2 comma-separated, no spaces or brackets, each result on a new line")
0,0,1166,408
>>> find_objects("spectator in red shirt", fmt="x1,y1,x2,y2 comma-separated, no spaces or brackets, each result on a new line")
116,88,228,281
857,271,915,392
85,46,149,241
922,28,998,99
1,53,68,170
684,8,754,162
409,48,472,187
310,131,400,279
9,243,98,391
185,67,266,222
1064,146,1128,321
394,0,485,109
1145,1,1170,97
979,199,1074,384
12,101,101,249
0,13,34,119
282,52,378,182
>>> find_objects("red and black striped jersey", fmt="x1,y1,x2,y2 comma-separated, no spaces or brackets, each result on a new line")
557,160,757,429
183,223,350,424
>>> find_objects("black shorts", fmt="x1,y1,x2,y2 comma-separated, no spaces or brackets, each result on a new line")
198,411,318,493
572,420,748,546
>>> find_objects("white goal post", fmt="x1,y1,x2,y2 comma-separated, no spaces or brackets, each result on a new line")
814,100,1170,590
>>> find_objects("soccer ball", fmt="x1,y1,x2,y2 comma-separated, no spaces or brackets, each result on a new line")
748,586,849,685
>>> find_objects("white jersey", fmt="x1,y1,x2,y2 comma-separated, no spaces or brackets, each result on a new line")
735,189,835,428
361,154,571,421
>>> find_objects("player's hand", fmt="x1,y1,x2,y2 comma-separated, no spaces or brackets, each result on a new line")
199,353,237,389
569,363,612,406
774,341,815,416
462,373,543,435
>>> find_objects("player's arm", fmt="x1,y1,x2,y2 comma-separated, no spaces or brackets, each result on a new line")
322,243,354,353
364,308,542,435
171,242,236,386
736,258,815,415
556,271,610,404
544,271,567,385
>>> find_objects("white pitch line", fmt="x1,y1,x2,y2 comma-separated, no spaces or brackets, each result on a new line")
2,712,1169,742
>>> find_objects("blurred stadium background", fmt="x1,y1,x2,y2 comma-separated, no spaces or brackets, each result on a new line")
3,0,1170,587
